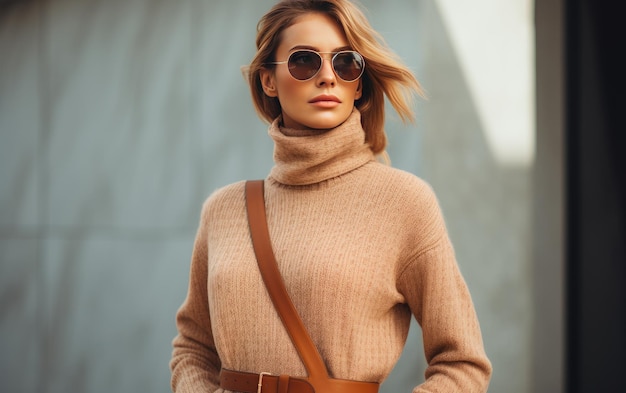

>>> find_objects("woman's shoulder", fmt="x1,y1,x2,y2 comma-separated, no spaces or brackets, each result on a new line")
367,161,438,203
365,162,448,253
199,180,247,216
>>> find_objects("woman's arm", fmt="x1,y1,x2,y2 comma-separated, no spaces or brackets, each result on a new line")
398,184,492,393
170,201,221,393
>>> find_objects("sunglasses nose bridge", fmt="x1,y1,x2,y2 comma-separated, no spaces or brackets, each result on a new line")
316,53,337,80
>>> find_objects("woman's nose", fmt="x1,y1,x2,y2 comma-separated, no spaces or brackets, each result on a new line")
316,57,336,86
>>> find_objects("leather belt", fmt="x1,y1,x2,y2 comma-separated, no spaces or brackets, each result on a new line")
220,369,313,393
220,368,379,393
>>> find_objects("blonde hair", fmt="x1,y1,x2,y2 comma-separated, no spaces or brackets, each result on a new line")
247,0,423,155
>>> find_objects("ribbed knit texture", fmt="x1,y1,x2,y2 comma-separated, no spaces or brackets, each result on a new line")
170,109,492,393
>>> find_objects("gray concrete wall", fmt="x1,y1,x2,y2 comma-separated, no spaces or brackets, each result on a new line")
0,1,541,392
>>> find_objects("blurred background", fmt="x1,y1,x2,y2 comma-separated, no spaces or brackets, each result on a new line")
1,0,623,392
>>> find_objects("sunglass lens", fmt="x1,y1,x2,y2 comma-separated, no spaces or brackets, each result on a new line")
333,52,364,81
288,51,322,80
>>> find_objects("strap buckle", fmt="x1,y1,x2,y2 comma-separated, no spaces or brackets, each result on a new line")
257,372,272,393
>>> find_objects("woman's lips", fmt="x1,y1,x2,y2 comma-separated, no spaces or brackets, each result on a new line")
309,95,341,107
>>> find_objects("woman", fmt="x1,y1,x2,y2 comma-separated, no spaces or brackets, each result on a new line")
170,1,492,392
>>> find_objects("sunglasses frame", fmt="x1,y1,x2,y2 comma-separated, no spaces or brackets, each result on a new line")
267,49,366,82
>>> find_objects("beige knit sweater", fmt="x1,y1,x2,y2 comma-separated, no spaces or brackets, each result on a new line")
170,110,492,393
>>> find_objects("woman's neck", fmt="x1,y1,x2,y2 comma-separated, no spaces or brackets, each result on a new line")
268,109,375,186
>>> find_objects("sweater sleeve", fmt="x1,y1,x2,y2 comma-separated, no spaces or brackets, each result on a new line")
170,200,221,393
397,184,492,393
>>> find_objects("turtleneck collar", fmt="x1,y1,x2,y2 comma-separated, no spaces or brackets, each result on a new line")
268,109,375,186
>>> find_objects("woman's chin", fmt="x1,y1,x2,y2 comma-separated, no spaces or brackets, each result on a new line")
304,116,350,131
282,109,352,131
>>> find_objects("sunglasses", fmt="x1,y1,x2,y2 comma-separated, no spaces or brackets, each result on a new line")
268,49,365,82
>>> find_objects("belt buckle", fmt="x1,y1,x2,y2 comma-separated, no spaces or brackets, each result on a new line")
257,371,272,393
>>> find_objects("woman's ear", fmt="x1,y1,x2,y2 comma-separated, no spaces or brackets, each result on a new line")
260,69,278,97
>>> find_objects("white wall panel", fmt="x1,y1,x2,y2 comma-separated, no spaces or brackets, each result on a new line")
0,237,41,393
39,234,191,393
43,0,197,230
0,3,42,230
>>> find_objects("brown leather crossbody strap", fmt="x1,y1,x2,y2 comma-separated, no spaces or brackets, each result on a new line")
238,180,379,393
245,180,329,380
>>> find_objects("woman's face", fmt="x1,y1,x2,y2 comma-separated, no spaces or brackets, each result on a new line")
260,13,362,131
